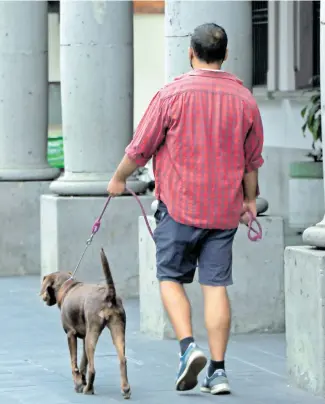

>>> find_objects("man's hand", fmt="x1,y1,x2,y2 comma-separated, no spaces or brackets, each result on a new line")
107,177,126,197
107,154,139,196
240,199,257,225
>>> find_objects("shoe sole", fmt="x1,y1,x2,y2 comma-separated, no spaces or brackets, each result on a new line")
200,383,231,395
176,351,207,392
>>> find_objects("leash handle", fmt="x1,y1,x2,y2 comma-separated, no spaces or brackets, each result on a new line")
246,211,262,242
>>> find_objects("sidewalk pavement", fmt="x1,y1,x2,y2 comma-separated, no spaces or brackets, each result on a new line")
0,276,323,404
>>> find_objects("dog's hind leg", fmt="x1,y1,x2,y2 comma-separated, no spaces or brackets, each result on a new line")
79,338,88,387
67,331,84,393
83,330,100,395
109,322,131,399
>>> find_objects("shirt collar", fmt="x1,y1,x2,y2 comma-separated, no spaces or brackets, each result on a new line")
199,68,222,72
188,69,243,85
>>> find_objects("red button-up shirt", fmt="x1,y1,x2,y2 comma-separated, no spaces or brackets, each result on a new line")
125,70,264,229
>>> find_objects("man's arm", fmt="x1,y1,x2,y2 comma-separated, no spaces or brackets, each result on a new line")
112,91,169,182
243,103,264,201
243,170,258,201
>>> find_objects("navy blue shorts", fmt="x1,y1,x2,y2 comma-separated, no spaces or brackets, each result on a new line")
153,201,237,286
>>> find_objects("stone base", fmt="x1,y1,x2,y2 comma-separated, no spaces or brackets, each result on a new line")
285,246,325,397
303,218,325,249
139,215,284,339
41,194,154,298
0,181,52,276
49,172,148,195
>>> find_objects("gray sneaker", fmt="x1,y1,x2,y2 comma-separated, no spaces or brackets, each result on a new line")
175,342,207,391
201,369,231,395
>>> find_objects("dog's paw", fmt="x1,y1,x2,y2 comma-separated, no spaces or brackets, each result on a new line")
75,383,84,393
122,387,131,400
83,386,95,395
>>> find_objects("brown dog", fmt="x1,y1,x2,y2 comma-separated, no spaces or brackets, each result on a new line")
40,248,131,399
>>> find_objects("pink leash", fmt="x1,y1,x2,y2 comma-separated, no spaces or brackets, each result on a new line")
91,188,154,239
69,192,262,280
69,188,154,279
246,211,263,242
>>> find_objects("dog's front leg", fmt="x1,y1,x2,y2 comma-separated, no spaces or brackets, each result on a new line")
67,331,84,393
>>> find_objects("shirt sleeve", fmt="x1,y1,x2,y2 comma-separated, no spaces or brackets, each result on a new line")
125,91,169,167
244,102,264,173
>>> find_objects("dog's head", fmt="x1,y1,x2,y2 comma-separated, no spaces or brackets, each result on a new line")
40,272,71,306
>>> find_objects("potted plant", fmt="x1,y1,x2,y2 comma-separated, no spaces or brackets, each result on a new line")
289,76,324,232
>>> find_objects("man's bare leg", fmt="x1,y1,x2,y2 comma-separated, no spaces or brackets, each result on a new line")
160,281,207,391
202,285,231,360
160,281,193,340
201,284,231,395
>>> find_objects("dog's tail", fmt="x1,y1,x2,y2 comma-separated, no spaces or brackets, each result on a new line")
100,248,116,302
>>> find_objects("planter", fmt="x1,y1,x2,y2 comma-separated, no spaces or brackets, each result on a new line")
289,161,324,232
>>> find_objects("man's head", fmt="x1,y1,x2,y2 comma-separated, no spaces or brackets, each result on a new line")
189,23,228,69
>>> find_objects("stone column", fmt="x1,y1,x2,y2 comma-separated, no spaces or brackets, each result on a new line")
50,0,146,195
41,1,153,295
152,0,268,215
267,0,279,92
165,0,252,88
284,3,325,397
0,1,58,180
0,1,59,277
278,1,295,91
302,2,325,248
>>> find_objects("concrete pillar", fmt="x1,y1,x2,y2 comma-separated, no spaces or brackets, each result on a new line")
0,1,58,180
41,1,153,294
284,4,325,397
267,0,279,92
302,0,325,248
50,0,146,195
0,2,59,277
278,1,295,91
165,0,252,88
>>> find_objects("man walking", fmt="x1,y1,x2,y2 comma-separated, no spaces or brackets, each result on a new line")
107,23,264,395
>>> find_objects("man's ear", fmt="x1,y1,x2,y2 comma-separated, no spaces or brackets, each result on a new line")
224,48,229,62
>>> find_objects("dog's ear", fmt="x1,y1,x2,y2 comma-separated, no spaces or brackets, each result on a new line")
39,275,53,296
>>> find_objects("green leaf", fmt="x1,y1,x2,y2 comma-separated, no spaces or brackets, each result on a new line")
307,102,319,122
301,106,307,118
310,94,321,105
312,117,321,142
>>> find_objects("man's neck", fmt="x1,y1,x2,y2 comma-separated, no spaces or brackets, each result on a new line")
193,61,222,71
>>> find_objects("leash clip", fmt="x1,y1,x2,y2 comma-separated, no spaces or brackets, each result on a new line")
86,234,95,246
